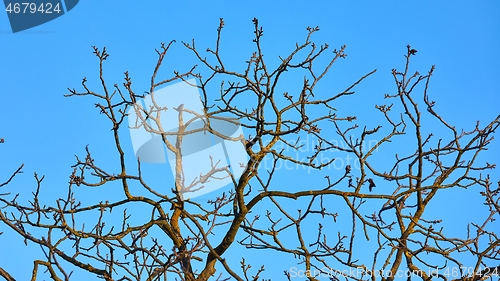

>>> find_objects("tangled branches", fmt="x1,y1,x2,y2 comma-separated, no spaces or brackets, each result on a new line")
0,19,498,281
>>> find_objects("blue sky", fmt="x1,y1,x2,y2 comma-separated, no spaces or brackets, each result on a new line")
1,1,499,280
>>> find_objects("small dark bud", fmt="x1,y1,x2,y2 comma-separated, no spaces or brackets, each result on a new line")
368,178,376,192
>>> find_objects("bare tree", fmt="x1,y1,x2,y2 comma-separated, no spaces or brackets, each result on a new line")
1,18,499,281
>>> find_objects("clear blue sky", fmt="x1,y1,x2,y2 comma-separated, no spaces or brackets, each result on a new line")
1,1,499,280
